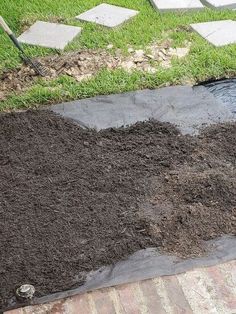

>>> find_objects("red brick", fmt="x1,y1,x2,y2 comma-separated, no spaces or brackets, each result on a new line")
49,300,65,314
139,279,166,314
91,289,116,314
116,284,141,314
163,276,192,314
207,265,236,310
4,309,22,314
66,293,91,314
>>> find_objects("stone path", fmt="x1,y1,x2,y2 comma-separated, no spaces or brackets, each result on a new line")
76,4,139,28
152,0,236,10
16,1,236,50
201,0,236,9
5,260,236,314
191,20,236,47
150,0,204,12
17,21,82,50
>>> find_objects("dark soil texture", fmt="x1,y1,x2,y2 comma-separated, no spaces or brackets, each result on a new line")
0,110,235,311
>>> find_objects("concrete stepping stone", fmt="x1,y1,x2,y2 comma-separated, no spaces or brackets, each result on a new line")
201,0,236,9
17,21,82,50
76,3,139,28
191,20,236,46
150,0,204,12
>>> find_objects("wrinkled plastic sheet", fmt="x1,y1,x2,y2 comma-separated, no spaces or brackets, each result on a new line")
201,78,236,114
21,236,236,309
5,84,236,312
50,85,234,135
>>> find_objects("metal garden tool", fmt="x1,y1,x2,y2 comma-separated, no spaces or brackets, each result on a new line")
0,16,49,76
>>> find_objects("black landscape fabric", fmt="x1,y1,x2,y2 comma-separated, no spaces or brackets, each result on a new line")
0,110,235,311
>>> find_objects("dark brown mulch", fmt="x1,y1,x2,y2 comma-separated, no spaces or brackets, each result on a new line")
0,110,235,310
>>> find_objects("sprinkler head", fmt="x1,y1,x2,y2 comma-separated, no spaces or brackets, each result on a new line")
16,284,35,301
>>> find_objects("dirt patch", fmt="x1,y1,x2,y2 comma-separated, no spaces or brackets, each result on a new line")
0,110,235,310
0,41,190,101
0,49,119,101
142,123,236,256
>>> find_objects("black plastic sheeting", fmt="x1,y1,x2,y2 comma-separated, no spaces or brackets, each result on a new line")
5,82,236,312
201,78,236,114
9,236,236,312
50,85,234,135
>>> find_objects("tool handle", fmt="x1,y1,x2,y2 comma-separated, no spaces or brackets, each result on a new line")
0,16,13,35
9,34,24,53
0,16,24,53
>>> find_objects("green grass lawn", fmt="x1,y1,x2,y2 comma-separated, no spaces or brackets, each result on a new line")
0,0,236,110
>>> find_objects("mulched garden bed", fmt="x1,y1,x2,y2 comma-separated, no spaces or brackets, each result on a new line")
0,110,235,310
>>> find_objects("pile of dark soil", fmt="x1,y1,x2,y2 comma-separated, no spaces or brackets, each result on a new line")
0,110,235,310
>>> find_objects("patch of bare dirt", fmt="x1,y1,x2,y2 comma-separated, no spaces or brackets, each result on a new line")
0,41,191,101
0,49,119,100
141,122,236,256
121,40,190,72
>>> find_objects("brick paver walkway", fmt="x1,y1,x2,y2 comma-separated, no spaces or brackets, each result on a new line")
5,260,236,314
